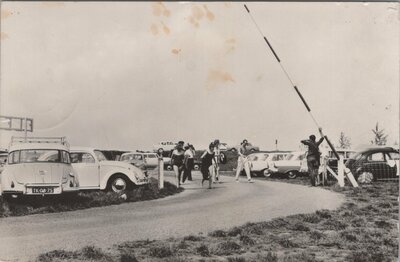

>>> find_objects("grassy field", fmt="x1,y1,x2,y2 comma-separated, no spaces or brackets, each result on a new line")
37,177,398,262
0,177,183,217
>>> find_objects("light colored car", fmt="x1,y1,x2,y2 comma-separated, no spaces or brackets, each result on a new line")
0,137,79,197
70,147,148,193
247,152,287,176
270,151,306,179
120,152,159,170
229,142,260,153
299,149,355,174
0,153,7,174
153,141,177,153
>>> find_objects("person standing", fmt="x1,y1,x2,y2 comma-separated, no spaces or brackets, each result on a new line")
301,129,325,186
182,143,194,183
235,139,253,183
200,143,216,189
171,141,185,188
212,139,221,183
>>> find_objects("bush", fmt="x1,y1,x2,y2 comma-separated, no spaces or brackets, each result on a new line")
36,250,76,262
196,244,210,257
148,244,173,258
183,235,203,242
228,227,243,236
240,234,256,245
81,246,109,260
208,229,227,237
213,241,243,256
315,209,332,219
291,222,310,232
278,238,299,248
253,252,278,262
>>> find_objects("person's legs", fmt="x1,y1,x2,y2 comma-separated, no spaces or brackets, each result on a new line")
178,165,184,185
244,160,252,181
208,165,213,189
188,159,193,181
182,166,188,183
173,165,180,187
235,157,244,180
215,164,220,182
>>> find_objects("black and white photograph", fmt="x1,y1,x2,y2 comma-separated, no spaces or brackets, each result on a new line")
0,1,398,261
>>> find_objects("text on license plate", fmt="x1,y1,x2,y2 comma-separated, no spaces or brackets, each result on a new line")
32,187,54,194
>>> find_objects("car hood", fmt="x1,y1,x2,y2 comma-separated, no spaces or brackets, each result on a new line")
99,161,134,169
274,160,300,167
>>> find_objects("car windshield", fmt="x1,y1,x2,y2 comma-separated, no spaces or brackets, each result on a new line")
94,150,107,162
285,154,294,160
8,150,70,164
120,154,133,161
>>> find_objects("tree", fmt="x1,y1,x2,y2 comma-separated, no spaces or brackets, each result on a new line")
338,132,351,149
371,122,388,146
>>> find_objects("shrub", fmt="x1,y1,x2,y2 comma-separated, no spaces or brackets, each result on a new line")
120,252,138,262
81,246,109,260
309,230,325,241
291,222,310,232
278,238,299,248
36,250,76,262
282,252,318,262
227,256,247,262
213,241,243,256
196,243,210,257
315,209,332,219
240,234,256,245
253,252,278,262
183,235,203,242
340,231,358,242
228,227,243,236
208,229,227,237
148,244,173,258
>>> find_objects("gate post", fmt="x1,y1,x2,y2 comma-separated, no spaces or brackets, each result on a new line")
338,156,345,187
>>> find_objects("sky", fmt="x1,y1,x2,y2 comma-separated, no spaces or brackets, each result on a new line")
0,2,398,151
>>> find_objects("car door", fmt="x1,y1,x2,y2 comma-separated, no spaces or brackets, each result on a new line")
71,152,100,189
144,154,158,168
251,154,269,171
364,152,388,180
385,152,399,178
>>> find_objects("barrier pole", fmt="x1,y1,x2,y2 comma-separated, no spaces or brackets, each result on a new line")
158,157,164,189
338,156,345,187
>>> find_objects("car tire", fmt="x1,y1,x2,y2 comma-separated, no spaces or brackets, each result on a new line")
286,170,298,179
357,171,374,184
250,148,256,152
166,165,173,171
193,164,200,170
263,169,271,178
230,148,237,152
108,174,130,193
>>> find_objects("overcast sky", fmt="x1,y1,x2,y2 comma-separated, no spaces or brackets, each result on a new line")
0,2,398,151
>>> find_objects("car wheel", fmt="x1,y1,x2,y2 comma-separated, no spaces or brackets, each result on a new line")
166,165,173,171
108,174,130,193
263,169,271,178
250,148,256,152
286,171,298,179
357,171,374,184
193,164,200,170
230,148,237,152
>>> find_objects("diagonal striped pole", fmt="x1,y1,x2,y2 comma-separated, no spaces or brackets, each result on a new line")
243,4,340,160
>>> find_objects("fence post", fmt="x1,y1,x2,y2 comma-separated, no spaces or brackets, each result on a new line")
338,156,345,187
158,157,164,189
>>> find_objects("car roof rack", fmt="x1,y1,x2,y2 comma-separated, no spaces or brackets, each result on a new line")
9,136,69,147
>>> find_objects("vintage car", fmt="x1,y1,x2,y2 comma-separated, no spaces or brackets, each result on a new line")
120,152,158,173
345,147,399,183
299,149,355,174
0,153,8,173
228,142,260,153
153,141,177,153
270,151,306,179
70,147,148,193
246,152,288,176
0,137,79,197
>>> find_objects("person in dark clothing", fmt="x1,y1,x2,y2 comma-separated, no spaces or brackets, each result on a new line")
182,143,194,183
171,141,185,188
301,129,324,186
200,143,216,189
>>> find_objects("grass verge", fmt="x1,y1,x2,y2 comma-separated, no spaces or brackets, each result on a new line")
0,177,183,217
36,176,398,261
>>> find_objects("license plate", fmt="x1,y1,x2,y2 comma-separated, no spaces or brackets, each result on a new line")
32,187,54,194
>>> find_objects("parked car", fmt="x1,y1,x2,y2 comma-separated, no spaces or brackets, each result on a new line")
70,147,148,193
299,149,355,174
345,147,399,183
153,141,177,153
246,152,288,176
0,137,79,197
120,152,158,170
270,151,306,179
0,153,7,173
228,142,260,153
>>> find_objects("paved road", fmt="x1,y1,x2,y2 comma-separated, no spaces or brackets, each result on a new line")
0,172,344,261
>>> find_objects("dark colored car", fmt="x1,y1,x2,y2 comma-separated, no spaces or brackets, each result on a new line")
345,147,399,182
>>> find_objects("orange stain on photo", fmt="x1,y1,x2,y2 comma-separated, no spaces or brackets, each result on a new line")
203,5,215,21
1,9,13,20
207,70,235,90
171,49,181,55
152,2,171,17
150,24,159,35
0,32,9,40
192,5,204,20
161,22,170,35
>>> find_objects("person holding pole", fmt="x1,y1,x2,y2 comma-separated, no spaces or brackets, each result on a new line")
301,128,324,186
235,139,253,183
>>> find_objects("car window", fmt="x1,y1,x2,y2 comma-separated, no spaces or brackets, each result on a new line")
367,152,385,161
8,151,20,164
61,151,71,164
94,150,107,162
387,152,399,160
120,154,133,161
285,154,294,160
147,154,156,158
82,153,95,163
70,152,95,163
9,150,63,164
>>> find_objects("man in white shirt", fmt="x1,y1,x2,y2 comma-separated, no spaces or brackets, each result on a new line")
235,139,253,182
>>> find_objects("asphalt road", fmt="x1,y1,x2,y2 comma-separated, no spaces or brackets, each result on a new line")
0,172,344,261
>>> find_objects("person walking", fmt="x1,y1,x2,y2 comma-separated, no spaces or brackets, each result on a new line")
301,129,325,186
212,139,221,183
200,143,216,189
182,143,194,183
235,139,253,183
171,141,185,188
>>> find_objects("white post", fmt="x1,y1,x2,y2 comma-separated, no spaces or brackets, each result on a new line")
338,156,345,187
24,117,28,142
158,157,164,189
